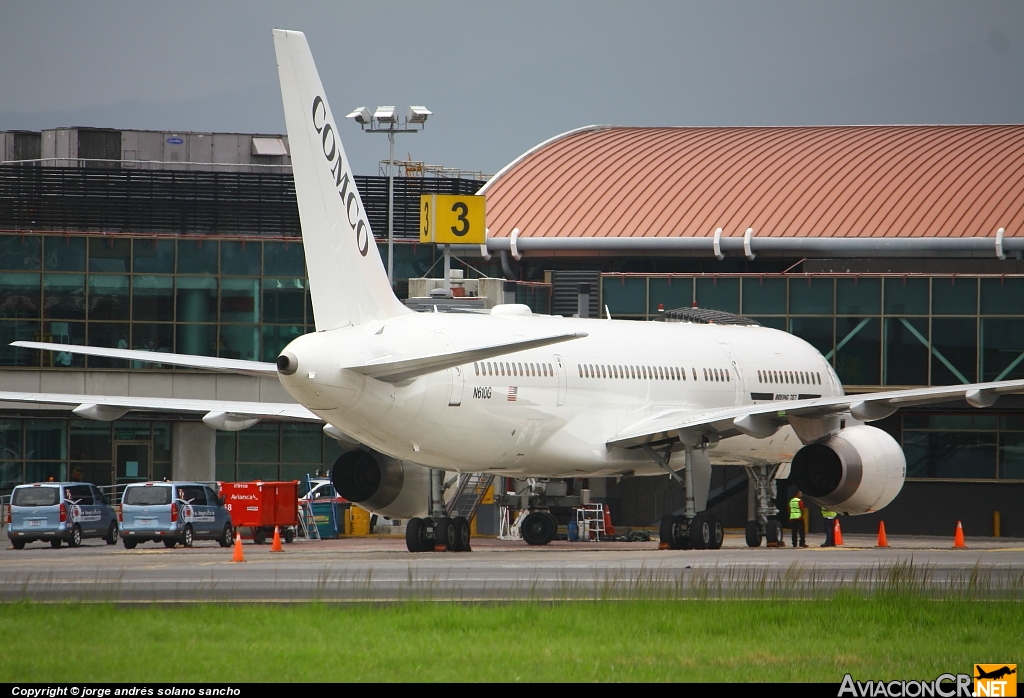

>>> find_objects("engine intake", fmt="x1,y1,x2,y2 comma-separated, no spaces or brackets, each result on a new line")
331,449,429,520
790,425,905,515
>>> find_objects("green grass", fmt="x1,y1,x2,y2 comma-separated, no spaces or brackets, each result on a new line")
0,597,1020,682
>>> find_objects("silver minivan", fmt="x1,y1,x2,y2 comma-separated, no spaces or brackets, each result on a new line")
7,482,119,549
120,482,233,549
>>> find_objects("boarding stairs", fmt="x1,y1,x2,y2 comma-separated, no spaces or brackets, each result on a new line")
298,501,320,540
445,473,495,521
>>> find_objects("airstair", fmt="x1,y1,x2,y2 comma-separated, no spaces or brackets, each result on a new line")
445,473,495,521
298,502,320,539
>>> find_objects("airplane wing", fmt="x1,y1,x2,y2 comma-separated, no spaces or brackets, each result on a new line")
0,391,321,430
12,342,277,377
608,378,1024,449
351,331,588,382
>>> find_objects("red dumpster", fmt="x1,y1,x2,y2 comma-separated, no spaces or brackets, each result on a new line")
220,480,299,544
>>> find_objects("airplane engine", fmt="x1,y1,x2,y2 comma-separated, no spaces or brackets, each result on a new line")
330,449,430,520
790,425,905,515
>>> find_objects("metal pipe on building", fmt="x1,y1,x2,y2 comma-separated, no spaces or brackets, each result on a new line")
474,235,1024,256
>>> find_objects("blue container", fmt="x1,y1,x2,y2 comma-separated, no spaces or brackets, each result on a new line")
567,519,579,542
311,501,339,539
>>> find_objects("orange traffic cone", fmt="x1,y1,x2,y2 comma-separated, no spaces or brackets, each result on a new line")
271,525,283,552
876,521,889,548
603,506,616,537
833,518,844,546
953,520,966,548
232,531,246,562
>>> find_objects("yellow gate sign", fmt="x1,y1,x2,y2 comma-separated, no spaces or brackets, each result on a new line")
420,194,486,245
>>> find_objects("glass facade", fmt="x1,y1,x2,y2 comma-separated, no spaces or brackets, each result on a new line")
0,234,316,367
0,234,527,367
215,423,345,484
601,274,1024,387
900,413,1024,481
0,417,345,495
0,418,171,492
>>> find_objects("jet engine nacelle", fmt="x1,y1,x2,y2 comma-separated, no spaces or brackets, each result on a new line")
331,449,430,520
790,425,905,515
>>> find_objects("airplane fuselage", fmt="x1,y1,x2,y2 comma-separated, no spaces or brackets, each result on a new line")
279,311,843,478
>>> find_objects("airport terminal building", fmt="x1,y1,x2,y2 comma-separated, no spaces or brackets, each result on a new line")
1,124,1022,536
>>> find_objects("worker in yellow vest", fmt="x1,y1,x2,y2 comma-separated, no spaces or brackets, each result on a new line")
821,507,838,547
788,491,807,548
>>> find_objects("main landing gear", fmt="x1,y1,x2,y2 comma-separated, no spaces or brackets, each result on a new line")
405,469,473,553
659,511,725,550
404,515,472,552
743,464,783,547
646,438,724,551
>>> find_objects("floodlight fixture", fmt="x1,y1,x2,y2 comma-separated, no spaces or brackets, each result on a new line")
407,106,432,124
373,106,397,123
346,107,373,125
348,103,434,288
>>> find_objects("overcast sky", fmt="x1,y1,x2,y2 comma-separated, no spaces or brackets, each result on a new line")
2,1,1022,176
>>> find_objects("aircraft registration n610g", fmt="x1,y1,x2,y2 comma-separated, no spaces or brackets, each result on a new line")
8,29,1024,553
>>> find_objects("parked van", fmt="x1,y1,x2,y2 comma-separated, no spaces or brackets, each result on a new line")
7,482,119,549
120,482,233,549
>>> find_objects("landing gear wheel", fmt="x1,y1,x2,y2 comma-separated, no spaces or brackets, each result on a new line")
123,538,138,549
659,515,678,549
219,524,234,548
691,513,711,550
765,519,783,546
674,515,693,550
745,521,762,547
12,539,25,550
452,516,471,552
707,513,724,550
181,524,194,548
163,539,177,548
521,511,556,546
405,517,429,553
253,528,266,545
283,528,295,544
105,522,119,545
68,524,82,548
51,539,62,549
435,517,455,550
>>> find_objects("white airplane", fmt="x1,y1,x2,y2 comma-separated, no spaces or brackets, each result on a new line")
6,29,1024,553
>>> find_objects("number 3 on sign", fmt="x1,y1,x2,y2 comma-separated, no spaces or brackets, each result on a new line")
419,194,486,244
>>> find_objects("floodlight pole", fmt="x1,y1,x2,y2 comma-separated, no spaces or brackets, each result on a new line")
350,115,425,289
387,130,395,288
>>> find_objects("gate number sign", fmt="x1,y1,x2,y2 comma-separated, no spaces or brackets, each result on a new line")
420,195,486,245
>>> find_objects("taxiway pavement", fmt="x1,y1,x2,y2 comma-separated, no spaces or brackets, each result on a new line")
1,533,1021,602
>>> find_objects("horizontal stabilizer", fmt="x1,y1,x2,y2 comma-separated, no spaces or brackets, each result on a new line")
12,342,277,377
0,391,320,424
353,331,588,383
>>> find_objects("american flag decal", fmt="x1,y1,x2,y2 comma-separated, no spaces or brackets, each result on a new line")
507,386,518,402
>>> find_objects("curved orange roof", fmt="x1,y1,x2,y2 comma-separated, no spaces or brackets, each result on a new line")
480,125,1024,240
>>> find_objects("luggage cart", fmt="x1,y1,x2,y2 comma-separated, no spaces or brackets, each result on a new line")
221,480,300,544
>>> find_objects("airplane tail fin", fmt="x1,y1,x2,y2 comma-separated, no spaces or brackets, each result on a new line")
273,29,409,329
